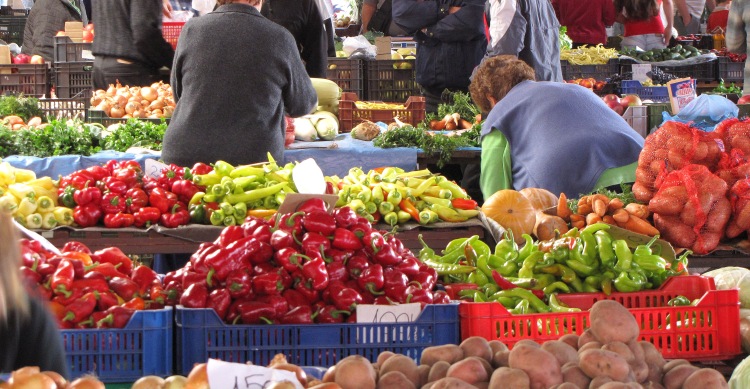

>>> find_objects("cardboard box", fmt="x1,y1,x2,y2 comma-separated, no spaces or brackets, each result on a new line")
375,36,391,60
0,45,11,74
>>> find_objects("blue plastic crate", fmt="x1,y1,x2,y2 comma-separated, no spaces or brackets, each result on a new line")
620,80,670,103
175,304,459,375
61,307,172,383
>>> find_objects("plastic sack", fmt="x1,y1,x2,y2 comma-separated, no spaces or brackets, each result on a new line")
342,35,376,59
725,178,750,238
661,94,739,132
649,164,730,254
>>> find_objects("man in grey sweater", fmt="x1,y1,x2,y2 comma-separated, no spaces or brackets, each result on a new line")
161,0,317,167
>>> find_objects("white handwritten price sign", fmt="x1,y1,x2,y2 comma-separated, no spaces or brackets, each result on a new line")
631,64,652,83
145,158,168,180
355,303,422,343
206,359,304,389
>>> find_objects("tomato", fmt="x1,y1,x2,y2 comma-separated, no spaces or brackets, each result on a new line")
82,30,94,43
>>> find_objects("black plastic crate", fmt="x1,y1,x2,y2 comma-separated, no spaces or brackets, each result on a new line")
620,58,717,83
326,57,364,96
53,61,93,99
0,9,27,45
38,97,89,120
0,63,49,97
717,56,744,83
53,36,92,63
560,58,620,81
364,59,420,102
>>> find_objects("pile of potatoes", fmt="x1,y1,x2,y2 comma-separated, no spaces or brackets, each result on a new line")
320,300,728,389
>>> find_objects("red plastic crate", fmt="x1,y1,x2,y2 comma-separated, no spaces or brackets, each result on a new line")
162,22,185,50
459,275,740,361
338,91,425,132
0,63,49,97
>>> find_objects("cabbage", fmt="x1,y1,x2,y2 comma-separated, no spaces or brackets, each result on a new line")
703,267,750,308
309,111,339,141
730,354,750,388
293,117,318,142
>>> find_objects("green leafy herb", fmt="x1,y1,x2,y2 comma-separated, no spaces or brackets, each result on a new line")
0,94,42,122
373,124,480,168
560,26,573,50
13,119,102,157
0,123,16,157
426,91,482,124
102,118,167,152
712,80,743,95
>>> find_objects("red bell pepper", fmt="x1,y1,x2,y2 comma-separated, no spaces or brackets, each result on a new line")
103,212,135,228
295,280,320,304
122,296,146,310
191,162,212,176
101,192,126,214
296,198,328,213
207,288,232,321
71,278,110,294
73,203,102,228
85,262,126,280
451,198,478,210
414,264,438,291
238,301,276,324
50,259,75,296
332,206,359,229
125,187,149,213
172,179,201,204
180,283,209,308
301,211,336,236
113,166,141,187
405,285,434,309
73,186,102,206
20,265,41,285
433,290,451,304
280,305,316,324
332,228,363,251
216,225,245,247
357,264,384,295
396,255,421,278
274,211,304,238
62,292,97,324
302,254,329,291
273,247,302,273
270,228,301,251
227,237,274,266
346,254,370,279
301,232,331,255
160,203,190,228
93,247,133,275
131,265,158,294
96,306,136,329
182,271,209,290
383,268,409,303
101,176,129,194
165,280,184,306
226,268,253,299
282,288,309,309
189,242,220,274
158,164,183,190
332,287,363,311
249,223,272,244
52,288,84,306
149,187,178,214
84,165,109,181
204,248,237,286
109,276,140,301
316,305,349,323
95,290,120,311
252,272,284,295
373,244,401,267
386,234,406,256
133,206,161,228
67,171,96,191
326,261,349,284
257,294,289,319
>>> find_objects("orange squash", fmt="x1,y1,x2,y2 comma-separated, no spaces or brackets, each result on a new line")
519,187,558,211
481,189,536,244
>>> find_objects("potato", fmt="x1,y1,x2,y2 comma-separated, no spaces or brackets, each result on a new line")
639,342,665,368
645,362,663,384
474,382,489,389
631,361,649,383
466,356,493,377
508,344,563,389
308,384,345,389
427,361,450,383
420,345,464,367
428,377,476,389
376,371,416,389
542,340,579,365
376,351,396,368
379,354,420,388
601,342,634,363
662,359,690,373
681,368,728,389
551,383,580,389
334,356,377,389
662,364,699,389
590,300,639,344
598,383,641,389
514,339,541,348
561,364,590,389
578,329,597,349
588,376,613,389
488,340,509,355
559,334,580,350
641,381,665,389
445,356,488,385
417,365,430,387
323,366,336,382
578,341,602,353
459,336,493,363
488,367,530,389
492,350,510,368
578,349,631,382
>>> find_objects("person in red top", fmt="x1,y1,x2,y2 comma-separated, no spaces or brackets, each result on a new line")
708,0,731,32
616,0,675,50
552,0,616,46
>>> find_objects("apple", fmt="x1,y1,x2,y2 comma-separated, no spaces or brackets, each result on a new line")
602,94,620,106
56,31,66,36
611,104,625,116
579,78,594,89
30,55,44,64
738,95,750,105
619,94,643,108
12,53,30,64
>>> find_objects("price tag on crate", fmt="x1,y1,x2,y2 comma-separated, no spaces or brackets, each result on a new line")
145,158,167,180
632,64,652,82
356,303,421,323
207,359,303,389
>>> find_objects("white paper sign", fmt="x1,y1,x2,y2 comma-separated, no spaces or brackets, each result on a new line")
631,64,653,83
292,158,326,194
144,158,168,180
356,303,421,323
206,359,304,389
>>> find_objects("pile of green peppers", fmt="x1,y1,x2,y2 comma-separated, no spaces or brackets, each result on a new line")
419,223,691,308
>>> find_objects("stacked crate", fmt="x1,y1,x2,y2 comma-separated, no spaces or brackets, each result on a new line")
52,36,94,99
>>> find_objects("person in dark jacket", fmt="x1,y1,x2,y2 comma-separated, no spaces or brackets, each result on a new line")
162,0,318,167
392,0,486,113
0,212,69,378
485,0,563,82
261,0,328,78
21,0,87,62
92,0,174,89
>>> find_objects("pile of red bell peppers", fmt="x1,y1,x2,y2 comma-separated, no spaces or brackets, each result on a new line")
165,198,450,325
20,239,165,329
58,160,210,228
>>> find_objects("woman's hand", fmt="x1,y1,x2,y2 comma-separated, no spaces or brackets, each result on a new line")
162,0,173,18
663,27,673,45
682,13,692,27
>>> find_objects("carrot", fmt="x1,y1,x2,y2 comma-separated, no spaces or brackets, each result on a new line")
585,213,602,225
577,203,593,216
593,198,607,217
602,215,616,225
458,119,474,130
557,192,571,221
571,220,586,229
430,119,446,130
577,195,592,208
618,215,659,236
607,198,624,212
624,203,650,219
569,214,585,224
611,208,630,224
445,120,457,131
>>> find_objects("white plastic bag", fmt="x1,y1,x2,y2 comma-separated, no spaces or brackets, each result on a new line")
342,35,376,59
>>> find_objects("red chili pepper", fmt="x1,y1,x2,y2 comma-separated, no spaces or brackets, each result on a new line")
92,247,133,275
125,187,149,213
270,228,301,251
399,199,420,221
282,288,309,309
101,176,129,194
191,162,212,176
257,294,289,319
207,288,232,321
85,262,126,280
316,305,349,323
226,268,253,299
103,212,135,228
296,198,328,213
73,203,102,228
332,227,363,251
383,268,409,303
405,285,434,309
301,232,331,255
491,270,545,299
180,283,209,308
302,254,329,291
73,186,102,207
62,241,92,254
333,286,363,311
50,259,75,297
238,301,276,324
71,278,110,294
95,290,120,311
149,187,178,214
252,272,284,295
451,198,478,210
346,254,370,279
122,296,146,310
131,265,158,294
357,264,384,295
332,206,358,229
280,305,316,324
301,210,336,236
96,306,135,329
160,203,190,228
133,206,161,228
62,292,97,324
172,179,201,204
52,288,84,306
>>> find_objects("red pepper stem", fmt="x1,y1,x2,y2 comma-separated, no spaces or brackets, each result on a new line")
63,311,76,322
408,280,423,289
206,268,216,288
55,285,73,298
366,284,385,295
31,258,39,272
260,317,273,324
294,254,312,269
97,313,114,327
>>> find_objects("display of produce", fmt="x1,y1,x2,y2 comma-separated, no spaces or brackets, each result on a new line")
326,167,479,225
560,44,619,65
0,160,64,229
557,193,658,237
293,110,339,141
620,45,704,62
90,81,175,119
567,78,608,92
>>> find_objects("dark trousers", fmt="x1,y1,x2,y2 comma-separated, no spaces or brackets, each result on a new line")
93,56,168,90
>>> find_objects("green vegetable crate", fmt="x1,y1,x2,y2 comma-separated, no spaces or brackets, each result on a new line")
326,58,364,96
364,59,420,102
646,103,672,135
0,63,49,97
338,92,425,132
459,275,740,361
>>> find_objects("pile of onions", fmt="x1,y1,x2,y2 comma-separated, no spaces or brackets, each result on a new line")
90,81,175,119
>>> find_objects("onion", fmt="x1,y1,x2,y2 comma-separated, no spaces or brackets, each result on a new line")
163,375,187,389
151,82,162,89
125,101,141,115
149,98,165,110
42,371,67,389
68,376,105,389
96,101,112,113
90,95,102,106
115,94,128,107
185,363,209,389
109,105,125,118
141,86,158,102
163,106,174,117
10,367,40,384
151,108,163,116
27,116,42,127
133,109,146,118
106,84,116,96
13,373,55,389
131,375,165,389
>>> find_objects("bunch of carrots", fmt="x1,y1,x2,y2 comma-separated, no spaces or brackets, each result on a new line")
428,113,480,131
